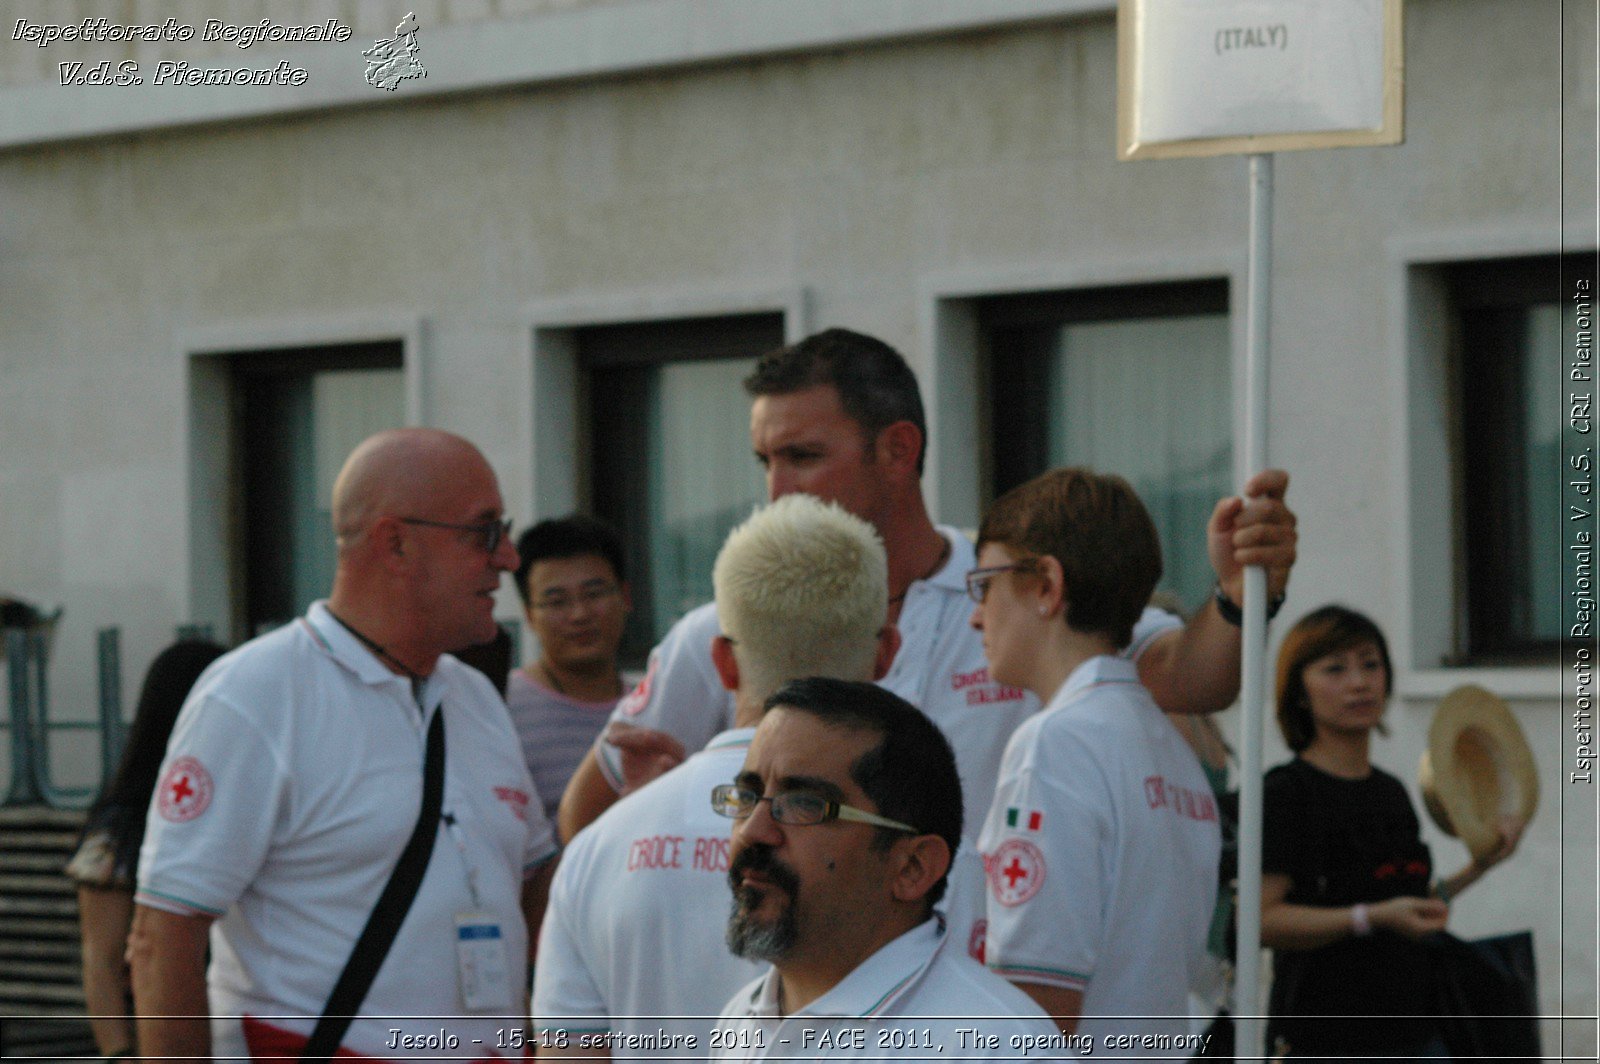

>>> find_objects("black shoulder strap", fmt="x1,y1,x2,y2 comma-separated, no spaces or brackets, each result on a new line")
302,707,445,1063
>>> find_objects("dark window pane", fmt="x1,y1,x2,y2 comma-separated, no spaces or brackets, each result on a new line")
1451,253,1593,661
581,315,783,665
233,344,404,638
981,282,1231,614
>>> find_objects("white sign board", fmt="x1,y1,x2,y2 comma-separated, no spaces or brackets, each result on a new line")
1118,0,1402,160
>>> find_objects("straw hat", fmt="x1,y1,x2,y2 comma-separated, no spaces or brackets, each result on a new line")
1418,685,1538,863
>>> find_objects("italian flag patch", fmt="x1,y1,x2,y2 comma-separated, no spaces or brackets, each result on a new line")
1005,807,1043,831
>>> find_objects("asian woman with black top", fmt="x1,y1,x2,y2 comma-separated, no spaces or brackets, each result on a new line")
1261,605,1521,1061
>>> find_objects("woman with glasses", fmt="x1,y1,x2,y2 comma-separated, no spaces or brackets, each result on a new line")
966,468,1221,1053
1261,605,1524,1061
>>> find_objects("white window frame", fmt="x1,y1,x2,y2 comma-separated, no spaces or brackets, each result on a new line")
1391,230,1580,702
920,254,1245,533
521,284,809,660
179,314,427,641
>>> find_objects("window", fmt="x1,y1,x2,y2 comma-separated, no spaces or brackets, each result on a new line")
1444,253,1594,663
581,315,782,664
230,343,405,637
978,281,1232,613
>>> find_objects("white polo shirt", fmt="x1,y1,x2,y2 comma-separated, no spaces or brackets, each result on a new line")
533,727,765,1060
137,603,559,1062
712,918,1073,1061
537,727,991,1060
601,527,1180,825
977,656,1220,1055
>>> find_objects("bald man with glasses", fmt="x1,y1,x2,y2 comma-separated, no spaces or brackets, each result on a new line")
131,429,558,1064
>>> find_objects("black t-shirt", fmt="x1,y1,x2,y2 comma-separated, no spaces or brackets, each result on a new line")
1262,758,1440,1055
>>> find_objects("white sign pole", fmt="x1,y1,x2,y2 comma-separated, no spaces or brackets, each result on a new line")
1235,150,1273,1063
1117,7,1401,1056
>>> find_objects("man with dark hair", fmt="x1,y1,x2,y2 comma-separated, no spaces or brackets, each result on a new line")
741,328,929,475
731,678,963,909
511,515,633,820
514,515,629,603
712,677,1061,1059
561,327,1297,848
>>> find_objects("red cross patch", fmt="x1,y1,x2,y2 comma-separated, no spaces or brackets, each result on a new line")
156,756,214,823
967,918,988,963
617,657,657,718
987,838,1046,907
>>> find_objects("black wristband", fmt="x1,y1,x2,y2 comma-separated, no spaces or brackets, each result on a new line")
1214,582,1284,626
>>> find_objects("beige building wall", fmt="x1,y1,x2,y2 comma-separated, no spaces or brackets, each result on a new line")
0,0,1593,1041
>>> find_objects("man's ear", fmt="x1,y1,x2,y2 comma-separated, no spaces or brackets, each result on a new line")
368,515,409,571
887,834,952,905
710,635,741,694
618,580,634,616
874,420,922,479
871,625,902,682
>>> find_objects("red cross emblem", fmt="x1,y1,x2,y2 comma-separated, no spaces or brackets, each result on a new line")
156,756,213,823
986,838,1046,907
618,657,657,717
967,918,988,963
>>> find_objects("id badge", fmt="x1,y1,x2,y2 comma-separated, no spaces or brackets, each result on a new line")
455,911,513,1012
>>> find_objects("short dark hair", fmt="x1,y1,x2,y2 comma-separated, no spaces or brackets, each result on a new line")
743,328,928,475
761,677,962,908
977,467,1162,650
1275,604,1394,752
514,514,626,607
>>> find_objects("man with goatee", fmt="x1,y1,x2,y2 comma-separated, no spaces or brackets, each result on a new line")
712,678,1068,1062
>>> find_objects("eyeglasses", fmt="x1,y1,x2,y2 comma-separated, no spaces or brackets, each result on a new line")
710,783,918,833
532,583,622,614
399,516,513,555
965,561,1036,604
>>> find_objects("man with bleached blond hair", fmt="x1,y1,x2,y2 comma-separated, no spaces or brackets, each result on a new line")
532,494,899,1061
709,495,893,697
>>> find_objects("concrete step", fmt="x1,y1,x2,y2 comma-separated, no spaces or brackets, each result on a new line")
2,958,81,984
0,894,77,918
0,937,80,961
0,980,84,1005
0,915,78,940
0,805,94,1058
0,873,75,896
0,851,74,873
0,829,79,851
0,807,86,829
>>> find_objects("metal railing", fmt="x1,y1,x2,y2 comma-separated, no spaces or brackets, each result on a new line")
4,627,98,808
1,623,212,810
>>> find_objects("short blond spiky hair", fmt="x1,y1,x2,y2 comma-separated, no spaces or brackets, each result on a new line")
713,494,888,705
